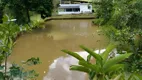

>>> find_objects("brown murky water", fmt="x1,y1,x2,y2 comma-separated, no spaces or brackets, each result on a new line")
8,20,108,80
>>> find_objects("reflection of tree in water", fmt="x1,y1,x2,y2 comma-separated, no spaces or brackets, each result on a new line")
44,23,53,32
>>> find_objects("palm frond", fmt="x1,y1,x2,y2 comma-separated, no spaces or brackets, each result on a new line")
103,53,132,70
70,65,90,73
101,43,117,62
79,61,100,73
62,50,85,61
80,45,102,64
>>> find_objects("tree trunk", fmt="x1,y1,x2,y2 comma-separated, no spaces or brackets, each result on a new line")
26,8,30,23
24,0,30,23
0,7,4,23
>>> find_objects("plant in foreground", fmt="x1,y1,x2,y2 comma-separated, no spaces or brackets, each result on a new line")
62,44,132,80
0,57,41,80
0,15,41,80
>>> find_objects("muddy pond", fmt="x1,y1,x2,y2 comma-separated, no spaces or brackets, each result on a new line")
8,19,108,80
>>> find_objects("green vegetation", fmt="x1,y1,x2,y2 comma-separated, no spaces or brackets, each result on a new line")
0,0,142,79
62,44,142,80
62,0,142,80
0,0,54,79
0,0,53,24
0,15,41,79
93,0,142,73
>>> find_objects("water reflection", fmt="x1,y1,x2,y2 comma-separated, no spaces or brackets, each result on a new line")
43,51,88,80
43,49,106,80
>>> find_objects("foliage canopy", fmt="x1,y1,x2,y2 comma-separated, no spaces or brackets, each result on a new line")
0,0,53,24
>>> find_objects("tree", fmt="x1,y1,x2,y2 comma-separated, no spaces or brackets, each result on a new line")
93,0,142,29
93,0,142,73
1,0,53,24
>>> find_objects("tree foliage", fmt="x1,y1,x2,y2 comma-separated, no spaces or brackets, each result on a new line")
0,0,53,24
94,0,142,29
93,0,142,73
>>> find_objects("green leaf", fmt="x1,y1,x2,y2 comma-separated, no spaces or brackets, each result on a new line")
101,43,117,62
104,64,124,73
80,45,102,64
79,61,100,73
70,65,90,73
9,64,22,77
103,53,132,70
62,50,85,61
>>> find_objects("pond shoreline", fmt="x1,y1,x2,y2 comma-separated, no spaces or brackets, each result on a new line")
45,14,95,21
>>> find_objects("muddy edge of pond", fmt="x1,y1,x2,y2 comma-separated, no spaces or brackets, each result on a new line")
44,15,95,21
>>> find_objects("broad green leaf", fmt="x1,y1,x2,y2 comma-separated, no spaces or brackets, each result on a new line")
80,45,102,64
62,50,85,61
79,61,100,73
104,64,124,73
101,43,117,62
103,53,132,70
70,65,90,73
